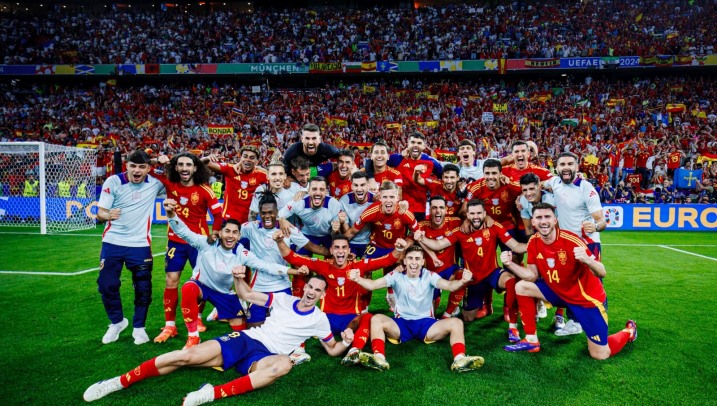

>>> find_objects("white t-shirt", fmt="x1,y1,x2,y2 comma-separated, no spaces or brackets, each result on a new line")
545,176,603,243
384,269,441,320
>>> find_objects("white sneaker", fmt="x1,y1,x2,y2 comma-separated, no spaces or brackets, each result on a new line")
102,318,128,344
132,327,150,345
183,383,214,406
386,293,396,313
441,307,460,319
555,319,583,336
537,300,547,319
206,307,219,322
289,347,311,365
83,376,123,402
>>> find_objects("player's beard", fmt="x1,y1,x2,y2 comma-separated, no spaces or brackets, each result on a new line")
560,168,576,184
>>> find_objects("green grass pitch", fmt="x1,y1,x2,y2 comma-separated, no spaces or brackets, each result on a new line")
0,226,715,405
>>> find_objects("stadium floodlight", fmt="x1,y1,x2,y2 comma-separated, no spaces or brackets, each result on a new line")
0,142,98,234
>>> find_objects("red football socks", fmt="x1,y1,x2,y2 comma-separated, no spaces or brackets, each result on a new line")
214,375,254,399
451,343,466,358
181,282,201,333
230,323,246,332
517,294,537,335
444,270,465,316
607,330,631,356
120,358,159,388
352,314,373,350
371,339,386,356
504,278,518,323
163,288,178,322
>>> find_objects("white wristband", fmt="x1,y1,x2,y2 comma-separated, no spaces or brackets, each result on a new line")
342,340,351,347
396,247,404,252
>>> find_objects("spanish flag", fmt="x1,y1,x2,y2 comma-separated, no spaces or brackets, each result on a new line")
385,123,402,130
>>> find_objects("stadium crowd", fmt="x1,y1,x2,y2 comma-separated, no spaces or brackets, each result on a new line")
1,74,716,203
1,0,716,65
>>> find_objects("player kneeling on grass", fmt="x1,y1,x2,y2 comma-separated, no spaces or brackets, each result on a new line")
501,203,637,359
83,271,354,405
163,198,307,350
344,245,484,372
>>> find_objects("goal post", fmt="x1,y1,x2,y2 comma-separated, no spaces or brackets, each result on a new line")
0,142,98,234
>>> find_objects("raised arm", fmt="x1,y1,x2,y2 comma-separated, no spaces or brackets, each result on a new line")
574,247,606,278
435,269,472,292
347,269,388,291
232,265,270,306
164,199,210,249
320,328,355,357
412,229,451,251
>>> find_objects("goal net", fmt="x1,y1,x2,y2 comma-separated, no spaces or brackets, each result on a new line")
0,142,98,234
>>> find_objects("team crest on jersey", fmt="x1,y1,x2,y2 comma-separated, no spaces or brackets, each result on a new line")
338,277,346,286
393,219,402,229
191,192,199,205
501,190,509,202
547,258,555,267
385,224,392,230
447,201,454,207
558,250,568,265
482,229,491,240
475,237,482,246
180,197,189,205
241,181,248,189
492,198,499,206
249,178,257,186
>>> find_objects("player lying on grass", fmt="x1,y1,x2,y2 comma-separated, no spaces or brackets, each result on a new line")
83,271,353,405
163,198,308,350
501,203,637,359
343,245,485,372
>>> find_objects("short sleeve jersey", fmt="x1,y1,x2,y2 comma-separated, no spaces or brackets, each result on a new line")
545,176,603,243
244,292,333,355
384,269,441,320
354,201,419,248
217,163,268,223
283,251,398,315
154,176,222,244
99,173,165,247
339,192,375,246
466,179,522,229
424,179,462,217
419,217,462,272
527,229,606,307
279,196,342,237
445,223,512,282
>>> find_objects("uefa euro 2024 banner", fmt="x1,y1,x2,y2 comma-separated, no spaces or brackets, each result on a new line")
603,204,717,231
1,198,715,231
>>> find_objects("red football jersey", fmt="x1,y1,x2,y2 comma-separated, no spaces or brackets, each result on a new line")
466,179,522,229
527,228,606,307
328,171,352,199
446,222,512,283
502,163,553,183
154,175,223,244
354,201,419,248
419,217,461,272
667,152,682,169
424,178,462,217
217,163,267,222
283,251,398,315
394,158,433,214
373,167,404,188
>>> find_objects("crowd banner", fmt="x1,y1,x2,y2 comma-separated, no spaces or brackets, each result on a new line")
604,204,717,231
2,56,717,76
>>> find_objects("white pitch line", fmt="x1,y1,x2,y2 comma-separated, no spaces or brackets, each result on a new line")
658,245,717,262
0,252,166,276
0,231,167,238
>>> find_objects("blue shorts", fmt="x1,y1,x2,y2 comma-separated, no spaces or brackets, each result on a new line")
498,228,520,252
349,243,367,258
587,242,602,262
434,265,460,299
215,332,274,375
363,245,393,259
188,280,246,320
390,317,438,344
165,240,198,273
246,288,291,324
463,268,505,311
327,313,359,338
535,279,609,345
